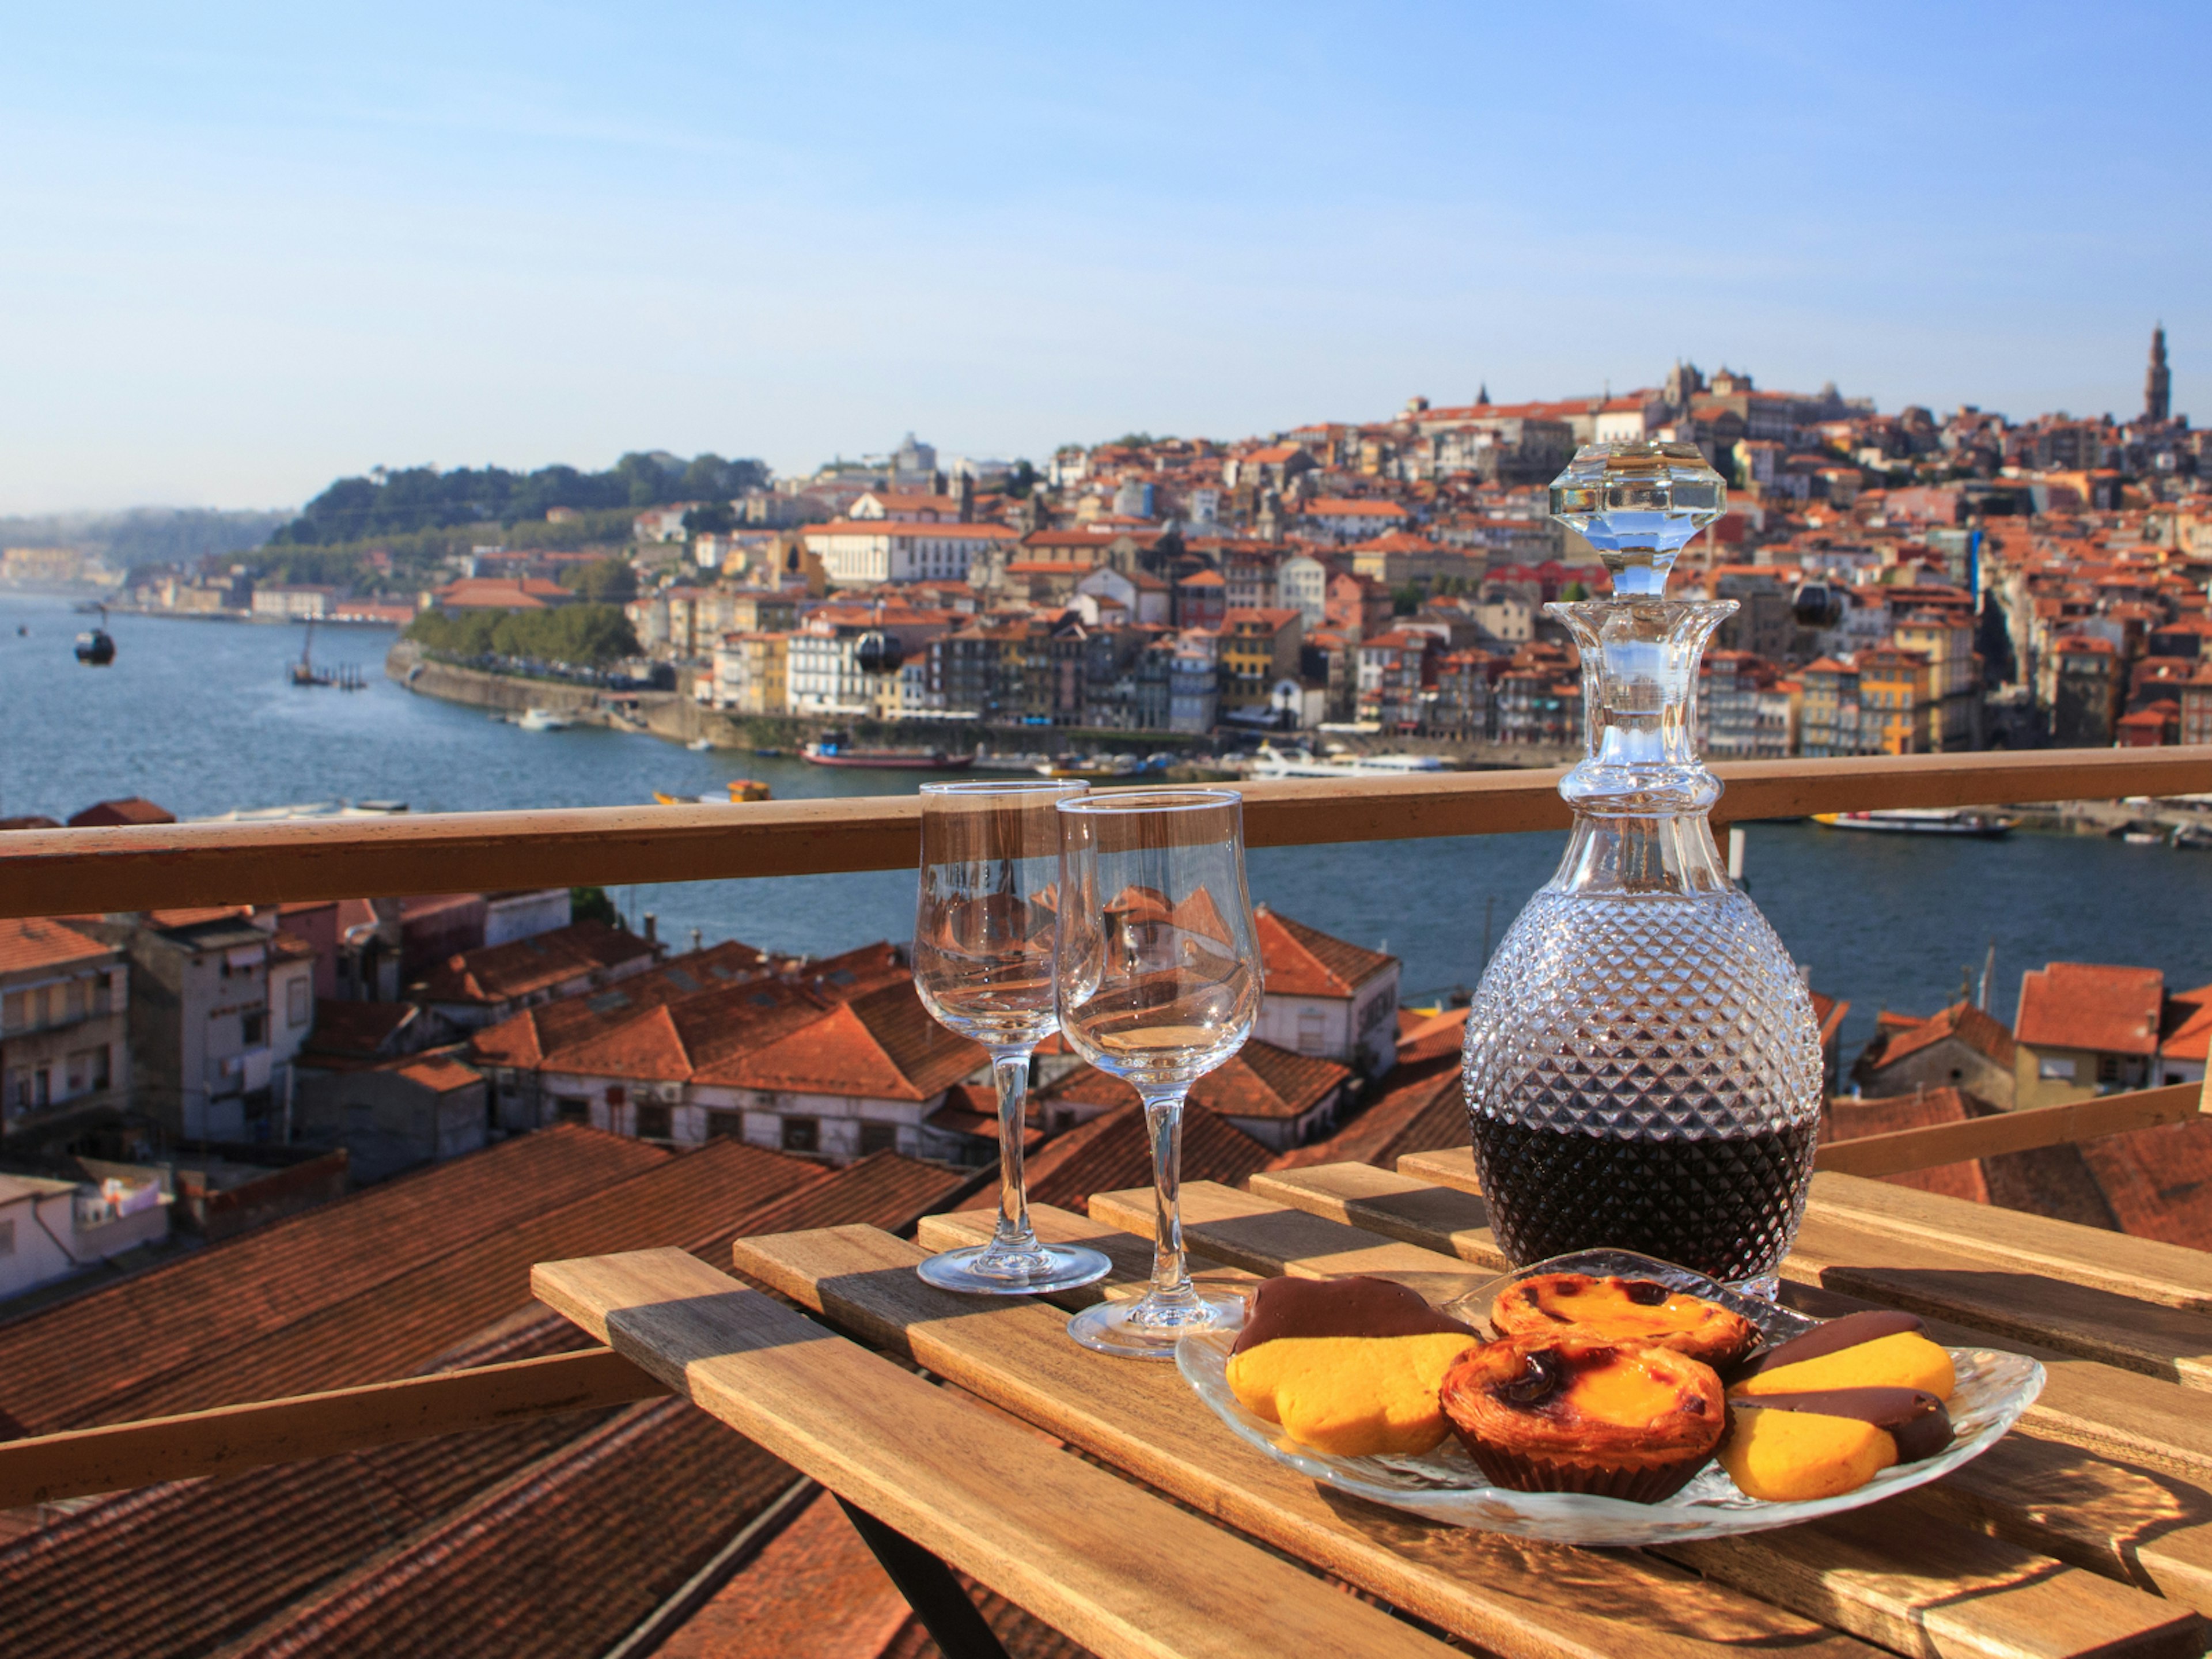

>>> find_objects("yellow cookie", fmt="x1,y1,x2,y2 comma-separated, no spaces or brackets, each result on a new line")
1719,1406,1897,1501
1226,1332,1479,1457
1731,1330,1955,1402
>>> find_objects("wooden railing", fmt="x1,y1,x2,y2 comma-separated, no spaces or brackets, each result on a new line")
1,745,2207,1510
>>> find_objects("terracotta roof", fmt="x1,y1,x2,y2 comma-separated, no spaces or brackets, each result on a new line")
1396,1006,1471,1066
416,919,656,1006
0,916,113,977
653,1488,911,1659
1870,1001,2018,1070
2016,963,2164,1056
1203,1040,1351,1121
718,981,984,1101
1823,1088,2119,1227
1255,906,1394,998
66,797,175,828
729,1150,972,1240
1011,1099,1271,1214
0,1124,670,1437
789,939,910,1002
0,1128,976,1659
1268,1052,1464,1173
2078,1115,2212,1251
0,815,61,831
1823,1088,1988,1203
548,978,832,1086
109,1136,829,1424
2159,983,2212,1062
390,1052,482,1094
468,941,772,1069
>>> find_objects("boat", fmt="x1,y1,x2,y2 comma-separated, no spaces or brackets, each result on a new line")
653,779,773,805
971,750,1055,773
74,604,115,666
516,708,574,732
194,800,410,823
1245,744,1448,781
801,733,971,770
686,737,716,751
2115,820,2166,846
1036,753,1165,780
1812,808,2014,838
289,616,334,686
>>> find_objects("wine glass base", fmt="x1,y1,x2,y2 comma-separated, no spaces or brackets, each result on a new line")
1066,1289,1245,1359
915,1243,1113,1297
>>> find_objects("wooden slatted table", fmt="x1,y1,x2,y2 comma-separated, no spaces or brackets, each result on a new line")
533,1161,2212,1659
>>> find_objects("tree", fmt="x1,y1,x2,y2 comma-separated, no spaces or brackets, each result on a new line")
563,556,637,604
1006,459,1038,498
570,886,622,928
683,501,736,537
1391,582,1423,616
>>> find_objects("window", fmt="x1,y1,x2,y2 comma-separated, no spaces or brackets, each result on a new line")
0,1218,13,1257
555,1096,590,1125
66,1051,90,1096
635,1103,672,1141
707,1110,745,1141
289,978,311,1028
241,1010,267,1047
1,991,25,1034
1296,1010,1327,1055
781,1115,820,1154
858,1122,899,1157
2097,1055,2122,1085
2037,1056,2077,1082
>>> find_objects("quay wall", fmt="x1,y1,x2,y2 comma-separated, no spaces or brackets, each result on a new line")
382,640,1575,767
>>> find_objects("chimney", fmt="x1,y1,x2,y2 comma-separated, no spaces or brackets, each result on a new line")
690,928,703,953
643,912,658,945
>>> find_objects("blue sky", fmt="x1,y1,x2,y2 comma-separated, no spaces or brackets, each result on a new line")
2,4,2205,513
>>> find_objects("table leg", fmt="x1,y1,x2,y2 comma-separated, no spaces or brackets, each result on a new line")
836,1497,1014,1659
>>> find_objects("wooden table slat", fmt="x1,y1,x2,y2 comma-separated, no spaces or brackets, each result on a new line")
735,1218,1882,1659
530,1247,1453,1659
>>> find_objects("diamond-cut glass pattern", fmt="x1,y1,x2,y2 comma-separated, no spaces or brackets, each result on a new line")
1461,887,1825,1283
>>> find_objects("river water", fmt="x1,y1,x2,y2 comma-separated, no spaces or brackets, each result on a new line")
5,590,2209,1062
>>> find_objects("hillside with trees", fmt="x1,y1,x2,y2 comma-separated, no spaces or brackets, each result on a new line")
274,452,767,546
405,603,639,669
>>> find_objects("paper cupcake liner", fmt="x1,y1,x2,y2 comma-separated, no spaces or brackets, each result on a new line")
1454,1433,1716,1504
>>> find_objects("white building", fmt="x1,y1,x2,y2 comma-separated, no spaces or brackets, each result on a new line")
1592,394,1673,445
1251,907,1400,1077
249,585,339,620
1275,553,1330,630
802,520,1020,587
0,1171,169,1303
787,630,875,715
2,918,131,1135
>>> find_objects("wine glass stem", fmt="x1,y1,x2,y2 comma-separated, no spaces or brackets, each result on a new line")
1141,1088,1196,1308
989,1047,1040,1255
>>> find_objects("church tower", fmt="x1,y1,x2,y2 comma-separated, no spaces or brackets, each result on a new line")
2145,325,2171,423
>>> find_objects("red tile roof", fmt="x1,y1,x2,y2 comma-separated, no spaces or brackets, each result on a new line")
1255,906,1394,998
653,1488,911,1659
2078,1116,2212,1251
1268,1052,1464,1173
0,916,113,977
1010,1100,1271,1214
2016,963,2164,1056
1871,1001,2018,1070
415,919,656,1005
718,981,984,1102
1823,1088,1987,1203
0,1124,670,1437
730,1151,973,1241
66,797,175,828
2159,983,2212,1062
467,941,772,1069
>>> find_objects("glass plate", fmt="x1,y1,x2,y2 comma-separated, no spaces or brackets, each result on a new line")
1176,1249,2044,1546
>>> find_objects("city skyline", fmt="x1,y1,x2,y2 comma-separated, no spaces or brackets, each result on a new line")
3,4,2205,514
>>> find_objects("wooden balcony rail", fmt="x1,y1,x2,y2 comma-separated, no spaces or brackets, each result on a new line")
0,746,2209,1511
1,745,2209,917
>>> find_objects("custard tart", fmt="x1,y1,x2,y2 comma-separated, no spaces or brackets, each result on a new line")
1489,1272,1758,1369
1440,1334,1725,1502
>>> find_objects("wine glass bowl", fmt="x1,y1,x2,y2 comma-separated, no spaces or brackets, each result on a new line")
911,780,1113,1297
1055,790,1262,1357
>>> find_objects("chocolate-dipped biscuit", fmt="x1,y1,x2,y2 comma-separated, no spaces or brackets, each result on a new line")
1730,1310,1924,1381
1229,1275,1478,1355
1725,1386,1952,1462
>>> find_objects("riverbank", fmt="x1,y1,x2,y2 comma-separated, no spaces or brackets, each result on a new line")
382,639,1580,766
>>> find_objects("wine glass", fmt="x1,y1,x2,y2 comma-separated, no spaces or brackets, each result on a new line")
1055,789,1262,1357
912,779,1114,1295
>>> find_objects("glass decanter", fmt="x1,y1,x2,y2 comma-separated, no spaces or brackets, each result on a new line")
1460,441,1823,1295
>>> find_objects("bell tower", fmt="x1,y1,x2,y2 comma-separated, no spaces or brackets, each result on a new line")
2145,325,2171,423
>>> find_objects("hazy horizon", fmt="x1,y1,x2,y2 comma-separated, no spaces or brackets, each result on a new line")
5,3,2203,516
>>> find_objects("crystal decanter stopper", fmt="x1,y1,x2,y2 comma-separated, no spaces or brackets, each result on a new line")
1460,442,1823,1292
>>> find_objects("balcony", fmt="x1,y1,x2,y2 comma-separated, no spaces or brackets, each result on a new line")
1,745,2209,1658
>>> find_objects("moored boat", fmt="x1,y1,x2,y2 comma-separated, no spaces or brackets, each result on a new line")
1812,808,2014,838
516,707,574,732
654,778,774,806
802,733,970,770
